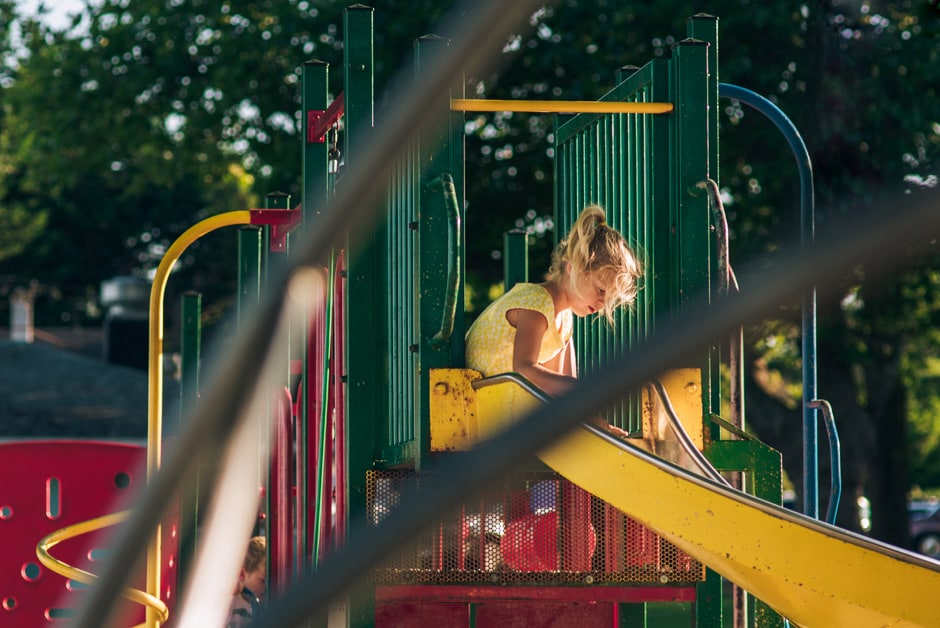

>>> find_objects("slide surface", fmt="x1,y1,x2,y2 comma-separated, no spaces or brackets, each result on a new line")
538,425,940,628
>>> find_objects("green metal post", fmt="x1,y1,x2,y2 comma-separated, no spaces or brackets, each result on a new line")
176,291,202,595
670,38,711,318
343,6,376,628
237,227,262,325
301,58,330,578
414,33,465,467
262,191,291,591
670,36,720,628
303,60,331,225
236,226,262,540
707,437,786,627
502,229,528,291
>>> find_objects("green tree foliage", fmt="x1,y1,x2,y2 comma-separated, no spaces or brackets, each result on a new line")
2,0,940,548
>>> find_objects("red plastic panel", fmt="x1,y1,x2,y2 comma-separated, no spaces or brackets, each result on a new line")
0,440,177,626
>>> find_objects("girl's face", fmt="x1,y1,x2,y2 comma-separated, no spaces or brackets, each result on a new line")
567,267,610,318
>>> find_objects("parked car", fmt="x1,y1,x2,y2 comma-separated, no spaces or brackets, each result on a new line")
909,500,940,559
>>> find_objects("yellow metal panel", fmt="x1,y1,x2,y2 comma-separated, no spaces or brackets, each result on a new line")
429,368,482,451
651,368,704,449
538,427,940,628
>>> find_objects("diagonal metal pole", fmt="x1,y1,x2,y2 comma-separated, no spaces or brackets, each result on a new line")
72,1,550,626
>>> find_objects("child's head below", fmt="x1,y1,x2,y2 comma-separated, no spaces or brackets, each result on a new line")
548,205,642,324
240,535,267,599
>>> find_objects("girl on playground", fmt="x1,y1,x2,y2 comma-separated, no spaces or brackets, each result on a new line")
465,204,642,401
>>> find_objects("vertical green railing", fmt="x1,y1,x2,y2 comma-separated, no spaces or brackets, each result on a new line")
376,33,465,468
383,130,419,459
554,58,672,432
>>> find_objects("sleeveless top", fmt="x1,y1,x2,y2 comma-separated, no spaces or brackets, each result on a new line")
465,283,572,376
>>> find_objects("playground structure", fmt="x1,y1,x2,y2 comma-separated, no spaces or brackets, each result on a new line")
3,4,940,628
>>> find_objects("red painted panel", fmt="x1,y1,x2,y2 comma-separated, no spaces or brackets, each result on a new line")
376,602,468,628
476,601,615,628
0,440,177,627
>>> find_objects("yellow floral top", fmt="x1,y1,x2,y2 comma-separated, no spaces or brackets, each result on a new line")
465,283,572,376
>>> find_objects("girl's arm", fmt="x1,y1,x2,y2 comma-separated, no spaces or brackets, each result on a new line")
508,308,577,396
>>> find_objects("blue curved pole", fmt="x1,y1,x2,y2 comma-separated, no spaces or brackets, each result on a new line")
718,83,820,519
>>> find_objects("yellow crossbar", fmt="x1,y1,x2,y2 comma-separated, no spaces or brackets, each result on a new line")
451,98,673,114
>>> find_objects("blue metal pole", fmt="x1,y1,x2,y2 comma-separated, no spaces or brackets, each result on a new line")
718,83,819,519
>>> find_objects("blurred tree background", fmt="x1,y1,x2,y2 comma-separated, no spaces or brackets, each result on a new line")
1,0,939,549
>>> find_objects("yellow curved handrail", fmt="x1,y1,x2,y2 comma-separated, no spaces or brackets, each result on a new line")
146,210,252,627
35,510,170,623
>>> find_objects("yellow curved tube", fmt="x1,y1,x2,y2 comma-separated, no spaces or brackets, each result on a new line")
35,510,169,623
146,210,252,627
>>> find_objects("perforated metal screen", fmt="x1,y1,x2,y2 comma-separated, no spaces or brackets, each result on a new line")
368,470,703,586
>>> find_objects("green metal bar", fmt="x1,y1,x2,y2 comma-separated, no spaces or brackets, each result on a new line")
502,229,528,290
313,251,335,566
176,291,201,596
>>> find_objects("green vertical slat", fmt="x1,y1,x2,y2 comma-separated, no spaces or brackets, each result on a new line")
176,291,201,594
648,59,673,323
384,137,418,452
342,7,377,627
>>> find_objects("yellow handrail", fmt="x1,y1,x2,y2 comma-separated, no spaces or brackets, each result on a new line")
35,510,169,623
451,98,674,114
146,210,252,627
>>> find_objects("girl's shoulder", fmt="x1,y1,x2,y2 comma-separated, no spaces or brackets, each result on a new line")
502,282,553,309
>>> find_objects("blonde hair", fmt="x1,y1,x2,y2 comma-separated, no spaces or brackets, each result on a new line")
548,205,642,324
243,535,266,573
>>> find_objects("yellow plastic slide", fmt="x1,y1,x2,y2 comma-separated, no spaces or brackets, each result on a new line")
538,425,940,628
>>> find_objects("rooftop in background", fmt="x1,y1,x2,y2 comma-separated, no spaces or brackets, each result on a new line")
0,328,178,441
